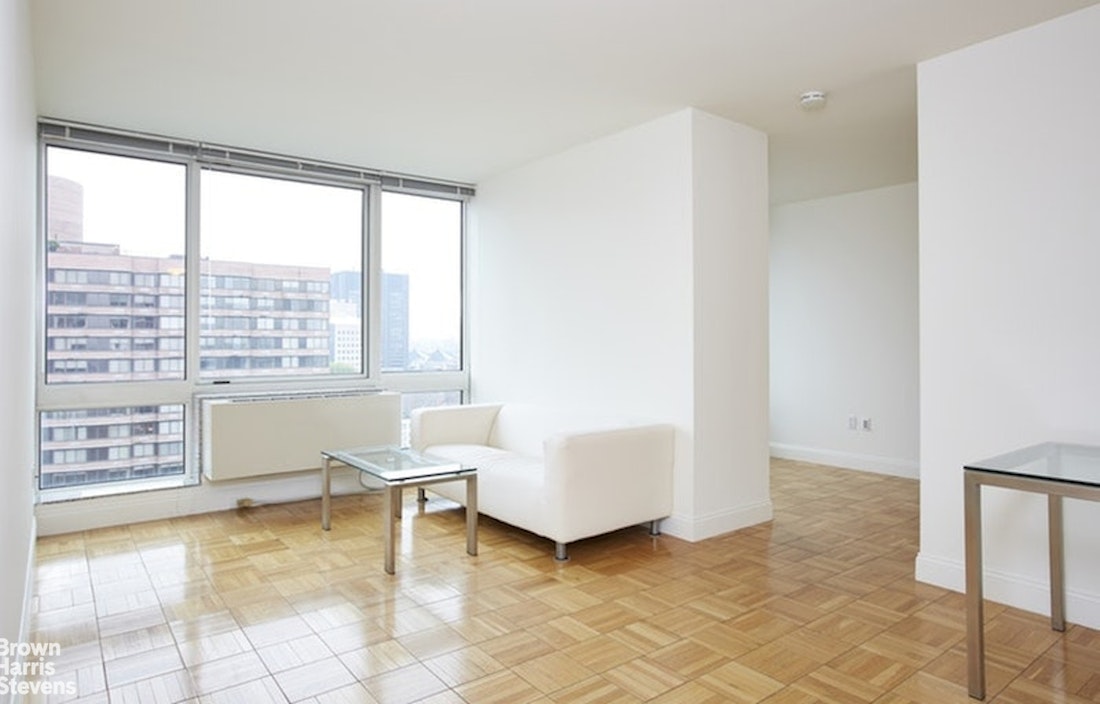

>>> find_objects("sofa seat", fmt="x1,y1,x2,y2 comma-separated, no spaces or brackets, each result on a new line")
411,403,675,560
420,443,551,541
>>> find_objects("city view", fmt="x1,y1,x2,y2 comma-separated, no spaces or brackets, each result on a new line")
40,152,461,491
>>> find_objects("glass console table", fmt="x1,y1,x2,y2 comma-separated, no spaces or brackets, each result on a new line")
321,446,477,575
964,442,1100,699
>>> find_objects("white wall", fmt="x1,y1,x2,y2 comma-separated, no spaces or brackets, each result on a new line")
469,108,770,541
0,0,38,652
690,110,771,531
469,110,696,422
917,5,1100,627
770,183,919,477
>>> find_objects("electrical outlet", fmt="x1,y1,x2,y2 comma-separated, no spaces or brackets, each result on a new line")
847,415,858,431
861,417,872,432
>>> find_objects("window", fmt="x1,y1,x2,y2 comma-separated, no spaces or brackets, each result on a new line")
199,169,363,379
44,147,186,384
37,123,470,502
380,193,463,372
39,405,185,491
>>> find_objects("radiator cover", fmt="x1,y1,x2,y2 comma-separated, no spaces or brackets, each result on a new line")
198,390,401,480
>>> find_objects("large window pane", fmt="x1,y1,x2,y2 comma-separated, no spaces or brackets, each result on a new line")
44,147,186,383
199,170,364,379
381,193,462,372
39,405,185,491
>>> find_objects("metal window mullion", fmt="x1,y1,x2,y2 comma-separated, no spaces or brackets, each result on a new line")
197,160,381,190
459,200,470,397
378,371,467,394
380,175,475,200
35,139,49,401
41,118,474,194
185,161,202,388
196,143,381,184
34,137,50,497
184,159,203,484
38,381,194,409
39,135,192,170
366,185,382,382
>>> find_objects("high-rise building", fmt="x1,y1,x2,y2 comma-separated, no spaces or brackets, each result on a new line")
329,299,361,371
45,248,334,383
47,175,84,240
330,270,361,311
330,270,412,372
380,272,409,371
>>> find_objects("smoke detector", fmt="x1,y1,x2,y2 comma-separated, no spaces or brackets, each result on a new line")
799,90,827,110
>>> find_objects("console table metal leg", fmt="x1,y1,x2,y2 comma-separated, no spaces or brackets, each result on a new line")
965,472,986,699
384,486,397,575
1049,494,1066,632
321,456,332,531
465,475,478,556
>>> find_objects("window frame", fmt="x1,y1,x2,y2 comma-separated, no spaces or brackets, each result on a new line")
195,164,369,383
35,121,471,502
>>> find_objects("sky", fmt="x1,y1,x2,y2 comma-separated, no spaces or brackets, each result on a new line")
47,146,462,342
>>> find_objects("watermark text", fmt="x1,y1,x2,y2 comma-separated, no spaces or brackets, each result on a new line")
0,639,77,696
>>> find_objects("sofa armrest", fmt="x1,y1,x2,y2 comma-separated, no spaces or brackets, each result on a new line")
543,424,675,543
410,403,504,452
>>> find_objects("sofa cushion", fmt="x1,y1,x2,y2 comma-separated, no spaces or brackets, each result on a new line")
424,443,526,473
422,443,550,537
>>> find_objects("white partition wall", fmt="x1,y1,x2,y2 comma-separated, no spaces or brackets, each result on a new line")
689,110,771,536
917,5,1100,627
0,0,38,649
469,108,771,541
770,183,919,477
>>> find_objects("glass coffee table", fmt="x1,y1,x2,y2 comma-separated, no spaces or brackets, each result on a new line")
321,445,477,574
964,442,1100,699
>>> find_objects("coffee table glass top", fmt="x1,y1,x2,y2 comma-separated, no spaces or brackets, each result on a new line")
322,445,473,483
965,442,1100,486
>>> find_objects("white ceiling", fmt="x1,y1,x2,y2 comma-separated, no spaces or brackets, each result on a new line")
30,0,1100,204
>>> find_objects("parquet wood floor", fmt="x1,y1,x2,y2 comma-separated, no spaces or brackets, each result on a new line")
25,459,1100,703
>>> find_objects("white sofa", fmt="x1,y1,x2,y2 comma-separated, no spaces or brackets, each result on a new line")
410,403,675,560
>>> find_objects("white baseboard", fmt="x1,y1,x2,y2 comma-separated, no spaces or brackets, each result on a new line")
913,552,964,592
770,442,920,479
915,551,1100,630
662,499,773,542
35,468,372,536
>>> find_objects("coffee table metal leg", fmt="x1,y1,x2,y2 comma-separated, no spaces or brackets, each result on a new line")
1050,494,1066,632
965,472,985,699
384,485,396,575
466,475,478,556
321,456,332,531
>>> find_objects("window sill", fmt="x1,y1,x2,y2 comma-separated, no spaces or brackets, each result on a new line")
37,474,198,504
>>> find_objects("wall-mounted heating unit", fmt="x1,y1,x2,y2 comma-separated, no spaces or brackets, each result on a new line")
198,390,401,481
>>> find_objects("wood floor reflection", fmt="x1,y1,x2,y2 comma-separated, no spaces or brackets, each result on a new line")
27,459,1100,703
